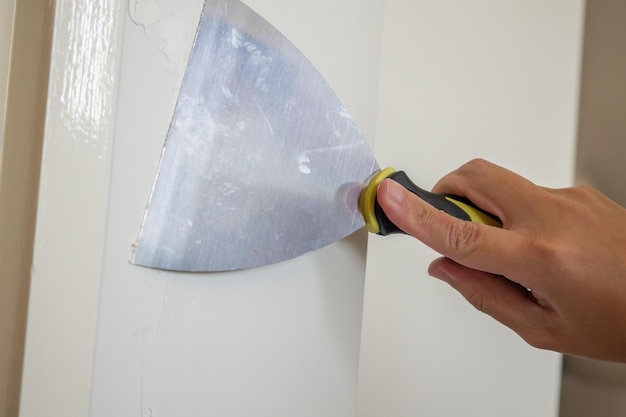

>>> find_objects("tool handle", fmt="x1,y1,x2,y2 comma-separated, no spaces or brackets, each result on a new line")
360,168,501,235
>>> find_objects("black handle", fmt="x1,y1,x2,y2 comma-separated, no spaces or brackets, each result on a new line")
360,168,501,236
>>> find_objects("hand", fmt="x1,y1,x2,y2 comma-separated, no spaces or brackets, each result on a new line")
377,158,626,363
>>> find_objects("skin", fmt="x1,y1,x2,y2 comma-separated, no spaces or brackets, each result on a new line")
377,158,626,363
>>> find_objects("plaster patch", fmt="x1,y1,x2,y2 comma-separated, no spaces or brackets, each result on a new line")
128,0,195,74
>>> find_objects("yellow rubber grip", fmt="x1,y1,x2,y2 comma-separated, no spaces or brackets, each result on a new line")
445,197,502,227
359,167,397,234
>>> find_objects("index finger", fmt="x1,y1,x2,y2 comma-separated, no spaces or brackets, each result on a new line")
377,178,536,289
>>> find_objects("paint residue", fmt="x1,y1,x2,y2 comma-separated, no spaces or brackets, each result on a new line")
128,0,192,74
297,153,311,174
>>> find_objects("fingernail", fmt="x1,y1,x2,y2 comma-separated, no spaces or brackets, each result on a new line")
381,179,404,205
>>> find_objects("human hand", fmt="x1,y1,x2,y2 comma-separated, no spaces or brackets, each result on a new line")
376,158,626,362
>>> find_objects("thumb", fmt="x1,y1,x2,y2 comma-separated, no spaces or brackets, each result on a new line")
377,178,526,279
429,257,551,340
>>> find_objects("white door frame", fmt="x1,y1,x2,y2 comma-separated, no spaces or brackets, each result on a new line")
19,1,122,416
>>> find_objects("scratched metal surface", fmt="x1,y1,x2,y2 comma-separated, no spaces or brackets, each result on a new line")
132,0,378,271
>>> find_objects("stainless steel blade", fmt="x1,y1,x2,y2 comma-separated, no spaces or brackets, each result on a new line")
131,0,379,271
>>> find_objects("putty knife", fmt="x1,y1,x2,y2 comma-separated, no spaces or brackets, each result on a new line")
131,0,499,272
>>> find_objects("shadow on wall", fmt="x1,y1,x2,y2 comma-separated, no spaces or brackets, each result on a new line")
563,1,626,416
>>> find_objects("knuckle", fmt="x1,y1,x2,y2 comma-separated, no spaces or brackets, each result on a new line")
521,327,559,351
526,229,586,279
517,310,562,351
547,185,601,225
466,157,490,169
464,287,488,314
520,331,547,350
445,220,483,258
458,158,491,175
574,184,597,196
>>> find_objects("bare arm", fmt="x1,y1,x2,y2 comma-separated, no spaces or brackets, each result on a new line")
377,158,626,362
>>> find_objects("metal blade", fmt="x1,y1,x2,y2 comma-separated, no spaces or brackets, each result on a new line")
131,0,379,272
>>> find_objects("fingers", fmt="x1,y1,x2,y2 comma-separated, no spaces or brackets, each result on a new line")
378,178,533,284
429,257,556,348
431,159,540,225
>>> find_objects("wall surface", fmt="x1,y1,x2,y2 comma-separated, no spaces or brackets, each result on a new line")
86,0,384,416
19,0,385,414
17,1,588,416
358,1,585,416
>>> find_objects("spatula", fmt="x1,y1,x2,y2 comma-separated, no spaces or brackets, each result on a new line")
131,0,499,272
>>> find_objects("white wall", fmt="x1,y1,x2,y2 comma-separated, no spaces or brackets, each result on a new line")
358,1,585,416
18,1,586,416
87,0,384,416
20,0,385,413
